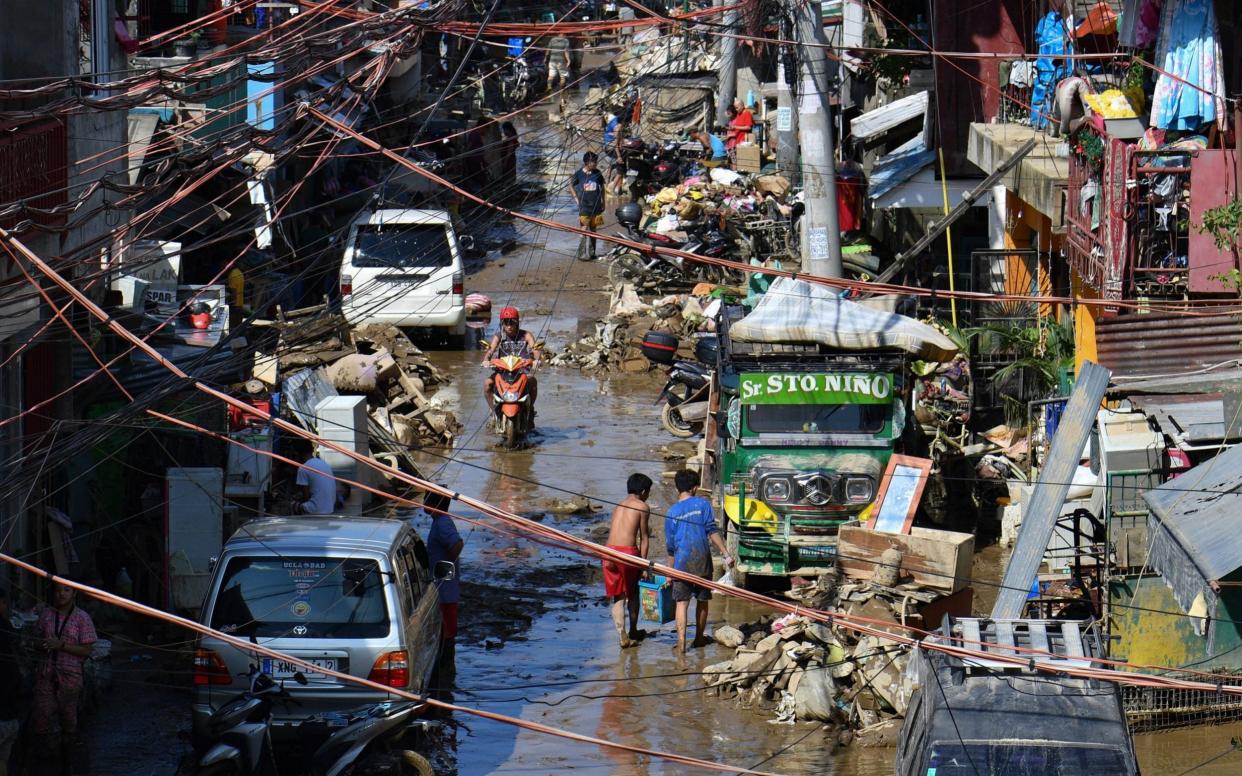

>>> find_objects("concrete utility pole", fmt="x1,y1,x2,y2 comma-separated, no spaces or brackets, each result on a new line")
794,0,842,278
775,47,798,176
714,0,738,127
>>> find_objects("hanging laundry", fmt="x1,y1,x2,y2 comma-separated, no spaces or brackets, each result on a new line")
1150,0,1226,131
1031,12,1072,129
1009,60,1034,89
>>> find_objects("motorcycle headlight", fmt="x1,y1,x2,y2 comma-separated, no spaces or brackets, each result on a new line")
762,477,793,503
844,476,875,504
502,391,519,402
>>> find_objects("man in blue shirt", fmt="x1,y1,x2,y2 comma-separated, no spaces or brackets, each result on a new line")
424,490,462,698
665,469,733,653
693,130,728,168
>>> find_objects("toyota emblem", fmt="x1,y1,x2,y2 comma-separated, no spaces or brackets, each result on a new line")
293,625,308,636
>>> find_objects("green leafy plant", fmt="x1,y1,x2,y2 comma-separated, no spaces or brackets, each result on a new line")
1071,129,1105,172
1197,198,1242,255
968,320,1075,424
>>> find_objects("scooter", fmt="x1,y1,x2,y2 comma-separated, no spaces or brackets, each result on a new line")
304,702,436,776
656,359,711,437
193,666,302,775
605,225,736,289
192,666,437,776
489,354,536,448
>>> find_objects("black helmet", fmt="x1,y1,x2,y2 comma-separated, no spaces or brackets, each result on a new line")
616,202,642,227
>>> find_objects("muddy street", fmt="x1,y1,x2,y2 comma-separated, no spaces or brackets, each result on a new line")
59,98,1233,776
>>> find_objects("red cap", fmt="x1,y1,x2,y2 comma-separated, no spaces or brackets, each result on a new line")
500,306,520,321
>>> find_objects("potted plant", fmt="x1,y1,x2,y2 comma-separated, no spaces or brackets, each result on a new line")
173,31,200,58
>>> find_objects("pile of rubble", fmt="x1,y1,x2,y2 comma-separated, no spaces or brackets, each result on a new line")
704,572,934,746
548,285,684,372
260,312,459,449
547,283,723,372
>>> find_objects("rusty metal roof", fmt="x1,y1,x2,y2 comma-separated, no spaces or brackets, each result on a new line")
1096,312,1242,380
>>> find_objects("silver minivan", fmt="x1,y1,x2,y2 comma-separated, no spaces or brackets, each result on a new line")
191,516,443,743
339,208,467,344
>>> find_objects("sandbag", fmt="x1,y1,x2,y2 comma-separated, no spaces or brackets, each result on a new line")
793,666,836,722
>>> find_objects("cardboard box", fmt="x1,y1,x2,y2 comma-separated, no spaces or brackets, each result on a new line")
735,143,762,173
639,575,674,623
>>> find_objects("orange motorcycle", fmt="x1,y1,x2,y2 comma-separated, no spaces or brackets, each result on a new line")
489,354,535,447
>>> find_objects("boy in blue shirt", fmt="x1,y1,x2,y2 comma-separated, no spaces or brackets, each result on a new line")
665,469,733,653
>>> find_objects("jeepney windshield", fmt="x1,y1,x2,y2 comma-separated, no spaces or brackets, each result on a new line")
746,402,888,434
926,742,1130,775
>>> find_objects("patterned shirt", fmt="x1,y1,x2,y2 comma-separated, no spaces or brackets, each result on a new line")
37,605,96,687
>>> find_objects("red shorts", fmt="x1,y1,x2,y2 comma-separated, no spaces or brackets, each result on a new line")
603,545,642,598
440,603,458,640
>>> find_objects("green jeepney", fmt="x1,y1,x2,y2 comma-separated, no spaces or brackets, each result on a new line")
713,310,908,584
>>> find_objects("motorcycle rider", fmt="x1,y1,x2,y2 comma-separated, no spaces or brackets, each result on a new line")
481,306,540,411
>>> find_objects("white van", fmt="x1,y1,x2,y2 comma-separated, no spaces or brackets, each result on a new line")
340,208,466,343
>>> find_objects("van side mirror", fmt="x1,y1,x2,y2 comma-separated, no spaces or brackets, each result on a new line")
433,561,455,582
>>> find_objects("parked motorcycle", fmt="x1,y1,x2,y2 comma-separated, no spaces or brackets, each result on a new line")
191,665,299,775
619,139,692,202
641,333,717,438
304,702,435,776
657,359,711,437
489,354,536,448
605,203,738,288
190,665,436,776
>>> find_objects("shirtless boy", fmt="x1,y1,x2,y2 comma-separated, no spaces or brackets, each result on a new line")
603,473,653,648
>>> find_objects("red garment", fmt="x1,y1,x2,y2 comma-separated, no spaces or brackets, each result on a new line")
726,109,755,151
603,545,642,597
440,602,458,640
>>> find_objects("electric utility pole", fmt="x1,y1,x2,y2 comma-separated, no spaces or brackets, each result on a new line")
775,39,798,176
714,0,738,126
794,0,842,278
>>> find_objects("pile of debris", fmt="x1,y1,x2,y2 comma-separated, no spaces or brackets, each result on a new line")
547,283,720,372
704,571,948,745
260,311,459,449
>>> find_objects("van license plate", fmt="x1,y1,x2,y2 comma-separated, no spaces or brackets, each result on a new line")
378,274,429,286
262,657,337,678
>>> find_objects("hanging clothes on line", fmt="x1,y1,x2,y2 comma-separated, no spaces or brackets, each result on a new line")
1150,0,1226,131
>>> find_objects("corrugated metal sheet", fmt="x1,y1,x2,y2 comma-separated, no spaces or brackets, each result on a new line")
1096,312,1242,380
1144,442,1242,647
850,91,928,140
867,132,937,201
993,360,1112,619
1145,441,1242,582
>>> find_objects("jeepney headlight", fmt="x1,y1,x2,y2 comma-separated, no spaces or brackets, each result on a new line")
844,476,874,503
762,477,792,503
